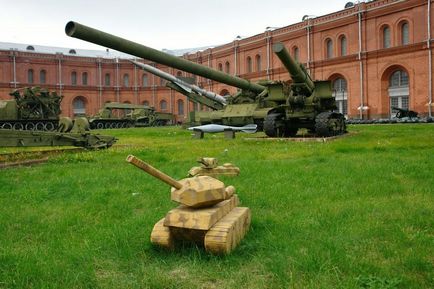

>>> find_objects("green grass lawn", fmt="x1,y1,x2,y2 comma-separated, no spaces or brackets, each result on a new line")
0,124,433,289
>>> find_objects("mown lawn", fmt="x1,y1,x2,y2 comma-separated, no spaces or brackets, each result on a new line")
0,124,433,289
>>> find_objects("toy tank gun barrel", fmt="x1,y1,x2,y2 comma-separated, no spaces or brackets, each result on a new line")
272,42,315,95
129,60,227,105
65,21,265,93
126,155,182,189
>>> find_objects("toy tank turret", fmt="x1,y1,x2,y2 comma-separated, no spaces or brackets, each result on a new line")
65,21,346,137
126,155,250,254
188,157,240,178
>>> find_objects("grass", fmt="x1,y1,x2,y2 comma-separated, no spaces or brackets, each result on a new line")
0,124,433,289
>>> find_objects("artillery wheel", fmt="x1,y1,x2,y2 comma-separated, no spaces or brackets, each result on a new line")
264,113,285,137
204,207,251,255
315,112,346,137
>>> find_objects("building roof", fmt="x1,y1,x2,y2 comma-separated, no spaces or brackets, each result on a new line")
0,41,214,59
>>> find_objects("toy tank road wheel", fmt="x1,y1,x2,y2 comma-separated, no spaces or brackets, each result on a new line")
264,113,285,137
315,112,346,137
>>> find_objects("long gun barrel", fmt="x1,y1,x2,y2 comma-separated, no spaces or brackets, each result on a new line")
129,60,227,105
272,43,315,95
65,21,265,93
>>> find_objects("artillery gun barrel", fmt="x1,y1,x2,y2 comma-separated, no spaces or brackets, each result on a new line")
129,60,227,105
272,43,315,94
126,155,182,189
65,21,265,93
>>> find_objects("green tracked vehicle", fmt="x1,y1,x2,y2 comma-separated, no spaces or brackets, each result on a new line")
0,87,62,131
65,21,346,137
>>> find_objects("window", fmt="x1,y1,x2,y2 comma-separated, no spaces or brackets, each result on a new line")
255,55,261,72
82,72,88,85
247,57,252,73
401,22,409,45
225,61,230,74
333,77,348,116
340,36,347,56
39,70,46,84
71,71,77,85
26,45,35,51
388,70,409,117
104,73,111,86
176,71,182,77
28,69,34,84
177,99,184,115
69,49,76,54
142,100,149,106
218,63,223,71
72,97,86,115
326,38,333,59
142,74,148,86
160,100,167,110
123,74,129,87
293,47,299,62
383,26,391,48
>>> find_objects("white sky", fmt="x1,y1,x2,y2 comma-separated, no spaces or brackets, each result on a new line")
1,0,348,50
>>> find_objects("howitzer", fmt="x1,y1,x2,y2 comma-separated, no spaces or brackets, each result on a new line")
65,21,346,137
391,106,418,119
129,60,226,110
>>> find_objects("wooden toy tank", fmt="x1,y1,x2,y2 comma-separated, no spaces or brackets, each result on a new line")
126,155,250,254
188,157,240,178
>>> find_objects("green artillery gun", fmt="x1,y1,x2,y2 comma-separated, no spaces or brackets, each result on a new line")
65,21,346,137
0,87,62,131
391,106,418,119
90,102,174,129
0,117,117,149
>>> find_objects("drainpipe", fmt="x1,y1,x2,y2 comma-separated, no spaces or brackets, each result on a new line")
358,4,365,119
11,50,17,88
115,57,120,102
428,0,433,117
266,32,271,79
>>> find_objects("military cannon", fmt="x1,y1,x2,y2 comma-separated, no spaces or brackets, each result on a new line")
65,21,346,137
391,106,418,119
129,60,226,111
0,87,62,131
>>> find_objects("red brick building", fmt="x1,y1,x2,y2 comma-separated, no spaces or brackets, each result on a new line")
0,0,432,121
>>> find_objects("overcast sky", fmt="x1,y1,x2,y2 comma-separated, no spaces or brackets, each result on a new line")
1,0,349,51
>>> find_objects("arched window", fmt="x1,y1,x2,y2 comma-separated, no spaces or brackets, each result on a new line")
160,100,167,110
72,97,86,116
71,71,77,85
246,56,252,73
255,55,261,72
82,72,88,85
69,49,76,55
401,22,409,45
123,74,129,87
142,74,148,86
326,38,333,59
388,70,409,117
383,26,391,48
293,47,299,62
26,45,35,51
176,71,183,77
218,63,223,71
177,99,184,115
340,36,347,56
28,69,34,84
104,73,111,86
39,70,46,84
142,100,150,106
332,77,348,116
225,61,230,74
